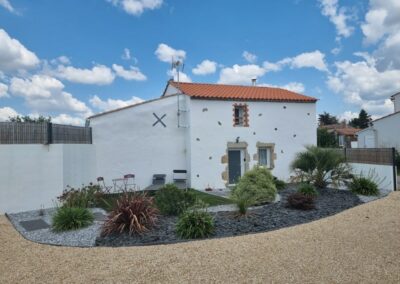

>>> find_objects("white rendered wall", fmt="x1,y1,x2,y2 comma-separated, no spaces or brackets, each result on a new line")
393,93,400,112
357,113,400,151
0,144,96,213
90,95,187,190
350,163,396,191
188,99,317,189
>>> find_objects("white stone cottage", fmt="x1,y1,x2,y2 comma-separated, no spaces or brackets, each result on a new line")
88,81,317,190
357,92,400,150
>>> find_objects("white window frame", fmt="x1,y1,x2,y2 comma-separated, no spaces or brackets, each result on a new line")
258,147,271,168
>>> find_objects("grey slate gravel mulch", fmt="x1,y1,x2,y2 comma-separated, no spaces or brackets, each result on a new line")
95,186,363,247
7,208,107,247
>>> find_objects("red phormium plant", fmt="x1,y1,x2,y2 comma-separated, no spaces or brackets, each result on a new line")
101,193,159,236
286,192,315,210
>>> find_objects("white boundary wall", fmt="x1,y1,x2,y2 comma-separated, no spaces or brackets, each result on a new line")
0,144,96,213
350,162,396,191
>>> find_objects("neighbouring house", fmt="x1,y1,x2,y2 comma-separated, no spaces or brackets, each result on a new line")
319,124,360,148
357,92,400,150
89,80,317,190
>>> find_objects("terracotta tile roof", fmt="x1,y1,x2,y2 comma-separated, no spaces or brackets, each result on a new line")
335,128,360,136
168,81,317,102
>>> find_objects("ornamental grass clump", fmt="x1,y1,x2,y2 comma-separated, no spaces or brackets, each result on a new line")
101,193,159,236
155,184,196,215
52,207,94,232
291,146,350,189
176,202,214,239
350,176,379,196
297,183,318,198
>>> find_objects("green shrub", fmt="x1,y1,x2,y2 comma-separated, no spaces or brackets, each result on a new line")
291,146,350,188
297,183,318,197
52,207,94,232
349,176,379,196
58,184,104,208
155,184,196,215
286,193,315,210
176,209,214,239
273,176,286,191
231,166,277,206
101,193,159,236
231,189,256,215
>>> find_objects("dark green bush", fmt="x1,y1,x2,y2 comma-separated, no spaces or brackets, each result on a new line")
52,207,94,232
286,193,315,210
155,184,196,215
58,184,104,208
350,176,379,196
297,183,318,197
231,166,277,206
273,176,286,191
176,210,214,239
101,193,159,236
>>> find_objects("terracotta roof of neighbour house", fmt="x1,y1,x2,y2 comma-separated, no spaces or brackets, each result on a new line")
167,81,317,102
319,124,361,136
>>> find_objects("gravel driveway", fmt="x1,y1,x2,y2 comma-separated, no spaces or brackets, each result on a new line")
1,192,399,283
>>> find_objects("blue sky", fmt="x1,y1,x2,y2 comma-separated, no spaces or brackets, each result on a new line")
0,0,399,124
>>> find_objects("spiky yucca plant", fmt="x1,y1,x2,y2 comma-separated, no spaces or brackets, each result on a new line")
101,193,159,236
291,146,350,188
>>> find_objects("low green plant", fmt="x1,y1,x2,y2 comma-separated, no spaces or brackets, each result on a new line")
349,176,379,196
52,207,94,232
231,189,256,215
155,184,196,215
297,183,318,197
176,207,214,239
58,183,104,208
231,166,277,206
273,176,286,191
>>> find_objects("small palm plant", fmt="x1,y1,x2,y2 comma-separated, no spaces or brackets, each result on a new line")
291,146,351,188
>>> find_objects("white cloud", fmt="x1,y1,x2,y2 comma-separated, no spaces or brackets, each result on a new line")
361,0,400,69
319,0,354,39
122,48,131,60
327,56,400,116
263,50,328,72
0,82,9,98
9,74,91,114
259,82,305,94
0,106,19,121
52,113,84,126
51,55,71,65
0,29,40,72
218,64,266,85
112,64,147,81
10,75,64,98
90,95,144,111
55,64,115,85
242,51,257,63
167,69,191,82
108,0,163,16
0,0,15,13
338,110,358,122
192,60,217,75
155,43,186,63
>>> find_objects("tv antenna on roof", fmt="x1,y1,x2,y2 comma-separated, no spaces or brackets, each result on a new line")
171,57,184,83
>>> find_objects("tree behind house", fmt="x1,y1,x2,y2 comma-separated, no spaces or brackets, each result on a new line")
349,109,371,129
317,128,338,148
318,112,338,126
8,115,51,123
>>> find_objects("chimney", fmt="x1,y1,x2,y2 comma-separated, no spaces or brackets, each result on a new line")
251,78,257,86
